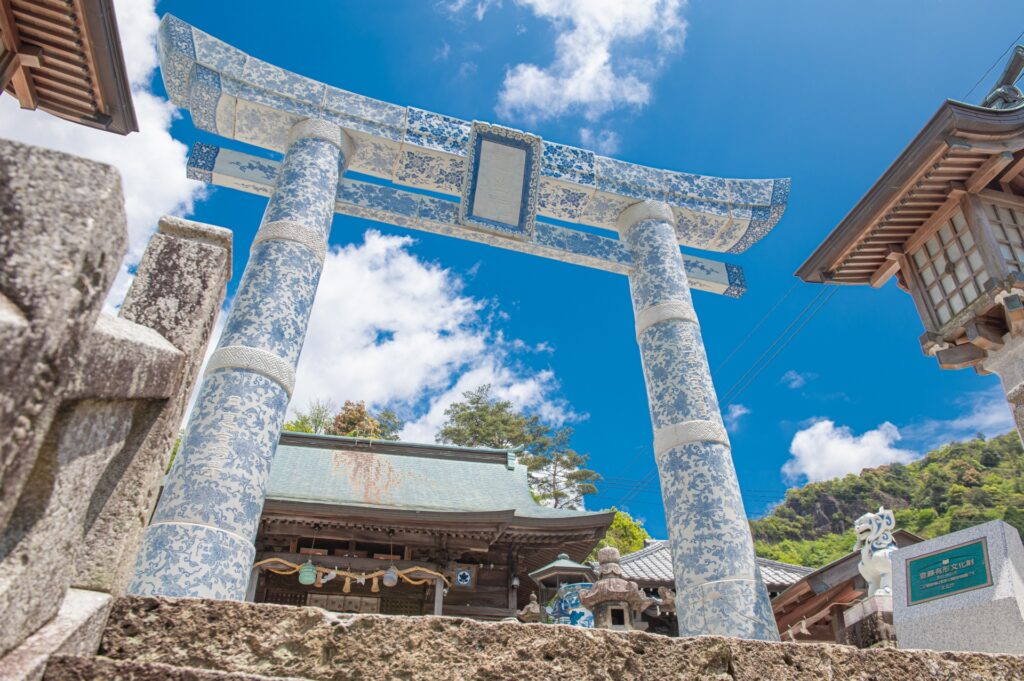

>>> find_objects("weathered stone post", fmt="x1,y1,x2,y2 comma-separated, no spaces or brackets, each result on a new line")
129,119,351,599
618,200,778,641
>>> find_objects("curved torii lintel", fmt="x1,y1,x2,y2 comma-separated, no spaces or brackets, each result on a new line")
157,14,788,256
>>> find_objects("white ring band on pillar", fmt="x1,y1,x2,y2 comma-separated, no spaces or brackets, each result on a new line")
252,219,327,264
288,118,353,162
205,345,296,397
635,301,699,338
653,419,730,453
616,199,675,237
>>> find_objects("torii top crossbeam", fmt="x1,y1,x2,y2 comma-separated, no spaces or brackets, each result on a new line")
157,15,787,296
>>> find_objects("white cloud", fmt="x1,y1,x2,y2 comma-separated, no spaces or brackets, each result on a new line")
900,385,1014,449
783,420,917,483
578,127,620,155
291,230,577,443
724,404,750,432
494,0,687,126
780,370,817,390
439,0,501,21
781,386,1017,484
0,0,204,312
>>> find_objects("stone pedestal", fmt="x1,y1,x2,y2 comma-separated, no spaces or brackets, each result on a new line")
128,120,350,600
892,520,1024,654
840,595,896,648
617,201,778,641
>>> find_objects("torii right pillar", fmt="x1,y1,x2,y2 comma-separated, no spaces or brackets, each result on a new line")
618,200,778,640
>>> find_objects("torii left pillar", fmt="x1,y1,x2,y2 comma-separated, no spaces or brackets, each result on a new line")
618,201,779,641
128,119,351,599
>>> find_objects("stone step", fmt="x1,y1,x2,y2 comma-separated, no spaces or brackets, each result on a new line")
42,656,301,680
85,596,1024,681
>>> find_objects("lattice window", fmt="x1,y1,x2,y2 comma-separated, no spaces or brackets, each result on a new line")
983,201,1024,272
263,589,307,606
911,209,987,326
380,598,423,616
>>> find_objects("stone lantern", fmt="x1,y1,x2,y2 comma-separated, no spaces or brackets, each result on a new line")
798,46,1024,440
580,547,656,632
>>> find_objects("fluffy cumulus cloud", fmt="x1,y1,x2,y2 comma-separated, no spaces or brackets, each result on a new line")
495,0,687,147
723,404,750,432
291,230,578,442
782,386,1015,484
783,420,917,484
0,0,204,310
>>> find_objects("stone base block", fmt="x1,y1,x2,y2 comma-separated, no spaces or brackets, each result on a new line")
893,520,1024,655
0,589,113,681
42,656,292,681
90,596,1024,680
841,595,896,648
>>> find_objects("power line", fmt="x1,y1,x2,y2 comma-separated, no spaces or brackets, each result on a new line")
713,281,800,377
962,28,1024,102
721,287,838,406
719,287,831,406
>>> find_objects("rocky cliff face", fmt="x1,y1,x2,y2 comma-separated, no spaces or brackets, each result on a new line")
39,596,1024,681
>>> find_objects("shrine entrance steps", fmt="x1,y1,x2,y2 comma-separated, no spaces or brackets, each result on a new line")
40,596,1024,680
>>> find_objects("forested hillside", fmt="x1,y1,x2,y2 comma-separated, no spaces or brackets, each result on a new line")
752,431,1024,567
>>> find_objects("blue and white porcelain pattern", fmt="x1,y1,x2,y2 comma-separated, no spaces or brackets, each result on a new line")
621,206,778,641
192,144,745,296
459,122,542,238
129,121,344,599
157,14,790,255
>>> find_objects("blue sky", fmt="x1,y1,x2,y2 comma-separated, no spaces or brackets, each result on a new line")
6,1,1023,538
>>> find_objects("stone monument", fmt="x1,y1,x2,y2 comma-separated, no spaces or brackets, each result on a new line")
892,519,1024,654
135,13,791,641
0,137,231,678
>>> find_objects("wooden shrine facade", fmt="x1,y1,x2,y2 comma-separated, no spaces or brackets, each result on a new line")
797,94,1024,371
248,433,614,621
0,0,136,133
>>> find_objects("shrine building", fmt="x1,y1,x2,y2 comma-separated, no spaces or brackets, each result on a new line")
247,432,614,620
798,46,1024,441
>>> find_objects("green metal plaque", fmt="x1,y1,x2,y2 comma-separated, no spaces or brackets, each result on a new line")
906,538,993,606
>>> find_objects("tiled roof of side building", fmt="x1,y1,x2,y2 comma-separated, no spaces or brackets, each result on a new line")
619,540,813,590
265,432,610,521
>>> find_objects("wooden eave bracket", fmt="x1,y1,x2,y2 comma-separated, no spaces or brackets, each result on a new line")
869,245,904,288
936,342,987,370
966,152,1015,194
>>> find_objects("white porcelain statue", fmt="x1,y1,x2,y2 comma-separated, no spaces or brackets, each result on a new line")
854,507,898,597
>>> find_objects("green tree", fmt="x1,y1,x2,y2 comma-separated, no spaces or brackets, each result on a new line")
588,508,650,560
283,398,336,434
437,385,547,449
437,385,600,508
522,426,600,509
752,431,1024,566
376,408,404,441
327,400,403,440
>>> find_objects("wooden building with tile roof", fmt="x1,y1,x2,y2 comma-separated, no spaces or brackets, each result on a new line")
1,0,136,134
771,529,923,642
249,432,614,621
618,539,812,636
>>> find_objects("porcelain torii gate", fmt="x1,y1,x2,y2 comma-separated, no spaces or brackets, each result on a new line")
129,15,790,641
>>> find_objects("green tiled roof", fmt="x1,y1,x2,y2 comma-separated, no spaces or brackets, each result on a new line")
266,432,605,520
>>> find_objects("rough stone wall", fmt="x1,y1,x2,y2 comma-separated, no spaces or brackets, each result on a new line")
89,596,1024,681
0,138,231,675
